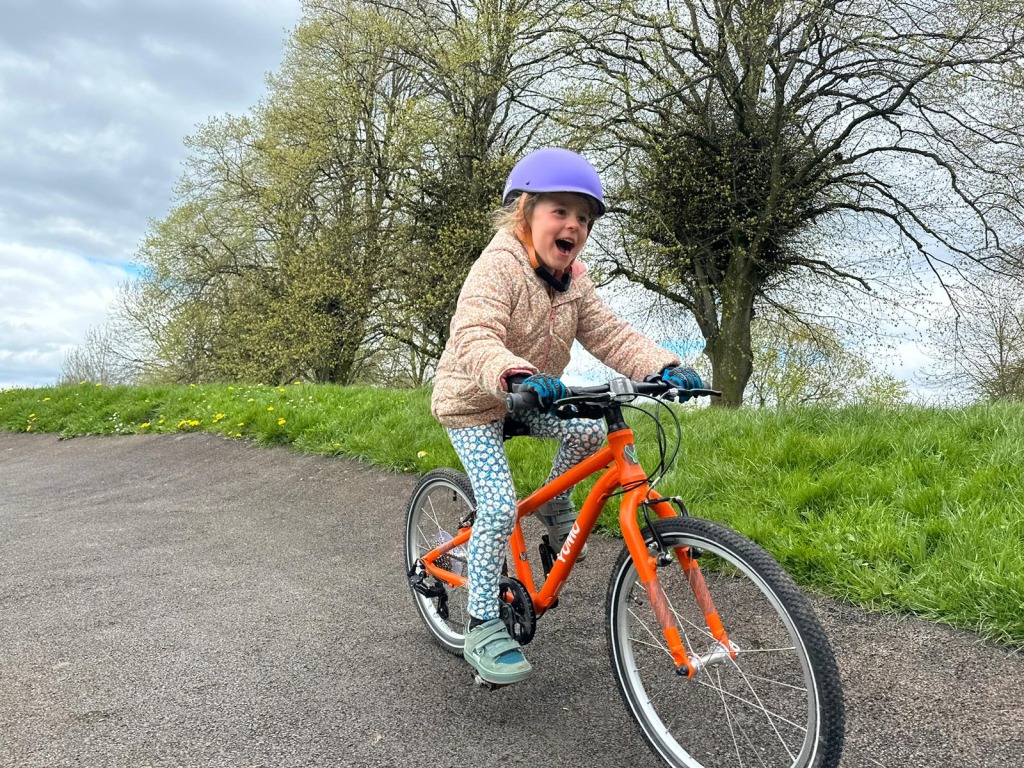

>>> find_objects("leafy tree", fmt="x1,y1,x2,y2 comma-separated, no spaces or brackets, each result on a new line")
123,2,423,384
369,0,578,365
747,313,908,407
574,0,1024,406
237,1,425,382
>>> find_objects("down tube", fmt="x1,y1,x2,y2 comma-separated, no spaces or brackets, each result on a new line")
532,465,621,611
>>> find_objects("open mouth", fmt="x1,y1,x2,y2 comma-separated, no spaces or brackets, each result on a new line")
555,239,575,256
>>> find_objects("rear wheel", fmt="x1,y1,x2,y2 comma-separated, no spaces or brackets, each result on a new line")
607,517,844,768
405,468,474,654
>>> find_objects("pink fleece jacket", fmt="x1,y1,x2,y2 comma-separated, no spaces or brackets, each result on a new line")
431,230,679,428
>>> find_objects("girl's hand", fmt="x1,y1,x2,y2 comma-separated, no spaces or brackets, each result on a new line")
647,366,704,401
658,366,704,390
519,373,568,409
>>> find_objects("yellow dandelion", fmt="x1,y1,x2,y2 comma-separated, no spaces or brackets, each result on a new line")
293,381,301,385
227,386,235,391
28,413,36,419
417,451,428,459
277,387,286,393
158,419,164,425
42,397,51,402
247,398,255,403
213,413,225,422
95,383,102,387
188,420,200,427
277,418,286,426
234,432,242,438
177,420,187,428
26,425,32,432
267,406,275,412
237,422,245,427
140,422,151,428
189,383,196,388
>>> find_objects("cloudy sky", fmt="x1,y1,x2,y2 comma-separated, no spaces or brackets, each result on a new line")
0,0,302,388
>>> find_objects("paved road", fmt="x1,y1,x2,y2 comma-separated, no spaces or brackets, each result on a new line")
1,432,1022,768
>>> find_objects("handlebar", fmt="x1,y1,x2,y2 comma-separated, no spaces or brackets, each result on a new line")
505,376,721,415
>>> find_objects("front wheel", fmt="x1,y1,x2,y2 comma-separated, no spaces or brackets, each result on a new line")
607,517,844,768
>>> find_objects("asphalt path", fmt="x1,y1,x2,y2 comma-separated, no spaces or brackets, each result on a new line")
1,432,1022,768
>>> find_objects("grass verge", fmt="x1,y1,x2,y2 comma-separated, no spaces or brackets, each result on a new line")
3,381,1022,647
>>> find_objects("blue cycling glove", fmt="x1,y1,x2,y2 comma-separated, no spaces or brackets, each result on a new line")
648,366,703,401
519,373,568,409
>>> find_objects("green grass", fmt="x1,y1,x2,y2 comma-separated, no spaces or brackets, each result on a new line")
3,382,1023,647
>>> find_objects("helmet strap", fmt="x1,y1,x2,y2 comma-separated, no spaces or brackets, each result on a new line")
515,197,573,293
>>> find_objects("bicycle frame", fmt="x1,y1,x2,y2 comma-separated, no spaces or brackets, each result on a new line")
418,410,734,677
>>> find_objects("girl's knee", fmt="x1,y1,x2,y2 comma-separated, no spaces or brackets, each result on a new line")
584,420,607,442
473,498,519,536
569,419,606,451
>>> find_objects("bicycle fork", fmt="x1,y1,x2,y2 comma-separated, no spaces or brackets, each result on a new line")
623,490,737,678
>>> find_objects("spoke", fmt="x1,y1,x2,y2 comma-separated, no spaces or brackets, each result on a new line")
415,524,431,553
725,653,802,760
627,604,675,658
627,635,671,653
714,663,775,768
691,677,808,734
738,670,807,693
423,496,443,530
714,666,746,767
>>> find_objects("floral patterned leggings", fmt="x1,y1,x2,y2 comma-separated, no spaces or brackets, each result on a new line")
447,411,606,621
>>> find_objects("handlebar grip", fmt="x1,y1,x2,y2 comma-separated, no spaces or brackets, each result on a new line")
505,390,540,413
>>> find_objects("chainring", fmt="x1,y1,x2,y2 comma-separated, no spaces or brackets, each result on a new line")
498,576,536,645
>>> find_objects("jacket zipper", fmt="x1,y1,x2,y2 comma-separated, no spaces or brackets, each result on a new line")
543,291,555,371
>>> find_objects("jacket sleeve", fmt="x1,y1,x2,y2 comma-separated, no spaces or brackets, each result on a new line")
574,278,680,380
448,249,538,397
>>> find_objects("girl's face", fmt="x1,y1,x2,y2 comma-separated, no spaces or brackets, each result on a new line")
528,193,593,274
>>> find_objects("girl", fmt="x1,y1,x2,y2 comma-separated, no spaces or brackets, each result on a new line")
430,147,702,685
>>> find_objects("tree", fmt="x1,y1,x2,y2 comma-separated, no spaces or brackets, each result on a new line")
574,0,1024,406
746,312,908,407
366,0,578,365
926,275,1024,401
59,317,140,386
122,2,423,384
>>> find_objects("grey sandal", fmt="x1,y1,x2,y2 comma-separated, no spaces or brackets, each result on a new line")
464,618,533,685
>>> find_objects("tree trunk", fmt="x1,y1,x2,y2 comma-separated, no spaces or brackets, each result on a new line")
705,257,758,408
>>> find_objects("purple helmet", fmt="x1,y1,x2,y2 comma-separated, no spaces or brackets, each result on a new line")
502,147,606,216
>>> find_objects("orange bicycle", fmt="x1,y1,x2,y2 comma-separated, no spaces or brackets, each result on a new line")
405,377,845,768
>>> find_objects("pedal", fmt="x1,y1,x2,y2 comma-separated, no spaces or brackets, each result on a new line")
472,674,509,691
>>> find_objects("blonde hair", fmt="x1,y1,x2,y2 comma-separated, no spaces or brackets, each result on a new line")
491,192,600,234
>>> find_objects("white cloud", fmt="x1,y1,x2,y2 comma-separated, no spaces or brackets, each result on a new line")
0,0,301,387
0,242,129,388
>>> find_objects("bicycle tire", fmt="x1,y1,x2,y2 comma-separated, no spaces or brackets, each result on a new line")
405,468,475,654
607,517,844,768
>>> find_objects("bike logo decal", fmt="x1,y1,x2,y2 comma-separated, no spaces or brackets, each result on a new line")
624,443,640,466
557,523,581,565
